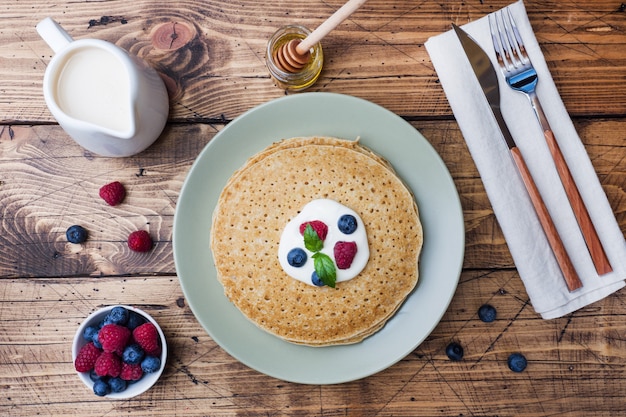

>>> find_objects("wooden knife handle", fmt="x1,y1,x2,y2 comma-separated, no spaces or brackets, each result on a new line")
543,128,613,275
510,147,583,292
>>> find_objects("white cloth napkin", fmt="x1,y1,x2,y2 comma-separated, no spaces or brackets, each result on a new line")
425,0,626,319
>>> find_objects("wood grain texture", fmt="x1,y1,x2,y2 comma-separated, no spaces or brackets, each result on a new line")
1,0,626,123
3,273,626,416
4,119,625,279
2,0,626,415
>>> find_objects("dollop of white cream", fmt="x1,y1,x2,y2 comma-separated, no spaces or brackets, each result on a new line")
278,199,369,286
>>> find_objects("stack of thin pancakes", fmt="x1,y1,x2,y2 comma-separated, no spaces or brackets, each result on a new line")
210,137,423,346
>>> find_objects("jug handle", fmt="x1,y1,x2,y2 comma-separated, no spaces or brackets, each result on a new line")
37,17,74,53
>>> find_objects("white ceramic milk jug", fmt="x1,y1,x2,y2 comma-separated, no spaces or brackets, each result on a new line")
37,17,169,157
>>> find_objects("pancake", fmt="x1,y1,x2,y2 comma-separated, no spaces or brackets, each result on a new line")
210,136,423,346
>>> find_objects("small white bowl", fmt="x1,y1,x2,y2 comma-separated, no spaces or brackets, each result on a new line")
72,305,167,399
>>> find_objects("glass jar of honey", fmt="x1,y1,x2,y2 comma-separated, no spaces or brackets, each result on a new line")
265,25,324,92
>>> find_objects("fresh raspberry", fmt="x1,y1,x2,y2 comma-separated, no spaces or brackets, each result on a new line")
127,230,153,252
99,181,126,206
333,241,358,269
94,351,122,377
132,322,161,356
299,220,328,241
120,362,143,381
98,324,131,355
74,342,102,372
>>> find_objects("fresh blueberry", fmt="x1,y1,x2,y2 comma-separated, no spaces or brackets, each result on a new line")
103,306,129,326
93,379,110,396
108,377,127,393
126,311,146,330
91,330,102,349
83,325,99,343
338,214,357,234
287,248,307,267
445,342,464,361
89,369,106,382
141,356,161,373
478,304,497,323
311,271,325,287
122,344,145,365
507,353,527,372
66,225,88,244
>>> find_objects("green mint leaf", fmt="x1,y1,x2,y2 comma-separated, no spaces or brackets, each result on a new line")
303,223,323,252
312,252,336,288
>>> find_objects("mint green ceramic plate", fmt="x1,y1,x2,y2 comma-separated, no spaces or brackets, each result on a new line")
173,93,464,384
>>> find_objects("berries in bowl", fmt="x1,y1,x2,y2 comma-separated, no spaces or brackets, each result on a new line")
72,305,167,399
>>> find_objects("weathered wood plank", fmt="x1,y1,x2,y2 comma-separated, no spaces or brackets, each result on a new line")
2,119,625,277
1,0,625,123
1,274,625,416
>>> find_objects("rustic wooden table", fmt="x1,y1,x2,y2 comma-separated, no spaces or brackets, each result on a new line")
2,0,626,415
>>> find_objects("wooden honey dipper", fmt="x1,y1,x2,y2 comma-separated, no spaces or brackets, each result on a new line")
274,0,369,73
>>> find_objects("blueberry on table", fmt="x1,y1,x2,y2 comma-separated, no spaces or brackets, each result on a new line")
66,224,88,243
478,304,497,322
507,353,527,372
445,342,464,361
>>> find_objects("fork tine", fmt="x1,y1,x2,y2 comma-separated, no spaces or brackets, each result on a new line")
489,14,508,69
502,8,529,65
505,8,529,61
494,10,519,70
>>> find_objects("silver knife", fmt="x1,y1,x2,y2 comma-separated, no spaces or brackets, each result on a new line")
452,23,582,292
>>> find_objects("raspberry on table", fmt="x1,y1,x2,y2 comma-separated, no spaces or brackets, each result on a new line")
66,225,88,244
74,342,102,372
334,241,357,269
127,230,153,252
133,322,161,356
99,181,126,206
94,351,122,377
98,324,131,355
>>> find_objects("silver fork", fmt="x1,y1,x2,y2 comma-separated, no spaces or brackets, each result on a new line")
489,8,613,276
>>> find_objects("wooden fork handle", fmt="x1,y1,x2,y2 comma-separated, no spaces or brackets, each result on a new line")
529,92,613,275
511,147,583,292
543,129,613,275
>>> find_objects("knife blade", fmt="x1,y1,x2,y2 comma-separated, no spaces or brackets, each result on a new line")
452,23,583,292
